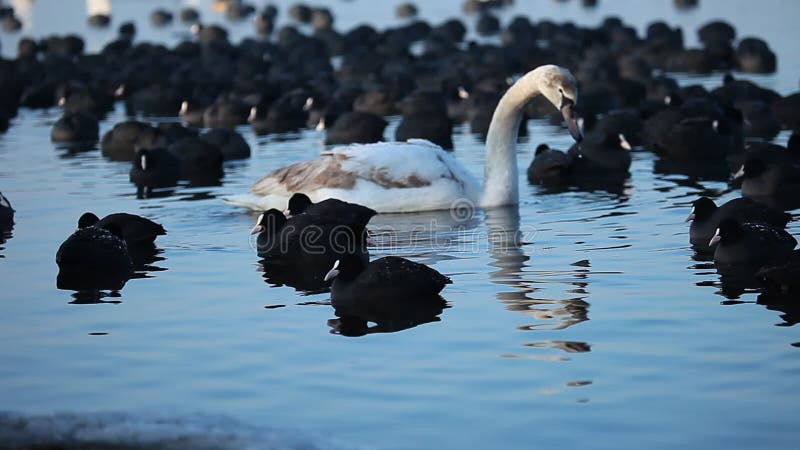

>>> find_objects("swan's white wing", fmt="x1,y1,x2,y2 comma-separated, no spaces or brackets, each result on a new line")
229,141,480,213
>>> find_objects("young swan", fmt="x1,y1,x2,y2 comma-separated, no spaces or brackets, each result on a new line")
225,65,581,213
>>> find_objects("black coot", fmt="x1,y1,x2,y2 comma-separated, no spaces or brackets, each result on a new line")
324,254,451,302
687,197,790,248
710,218,796,267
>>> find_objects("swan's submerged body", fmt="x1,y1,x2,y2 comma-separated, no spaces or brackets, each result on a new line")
225,65,580,213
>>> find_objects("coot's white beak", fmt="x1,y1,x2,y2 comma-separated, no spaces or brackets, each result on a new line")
179,100,188,115
732,165,745,180
685,207,695,222
250,224,264,235
709,228,722,247
619,133,632,151
248,106,257,123
324,260,340,281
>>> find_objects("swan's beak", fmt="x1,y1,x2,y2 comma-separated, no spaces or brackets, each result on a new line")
250,224,264,235
709,229,722,247
560,98,582,142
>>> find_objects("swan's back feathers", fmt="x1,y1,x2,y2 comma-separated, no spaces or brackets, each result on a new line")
246,140,480,212
252,152,356,197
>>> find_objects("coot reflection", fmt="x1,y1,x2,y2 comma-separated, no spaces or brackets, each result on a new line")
328,295,448,337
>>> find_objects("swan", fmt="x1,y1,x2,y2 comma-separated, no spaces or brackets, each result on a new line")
225,65,582,213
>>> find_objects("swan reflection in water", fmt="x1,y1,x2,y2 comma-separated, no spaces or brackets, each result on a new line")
485,207,591,353
486,207,591,330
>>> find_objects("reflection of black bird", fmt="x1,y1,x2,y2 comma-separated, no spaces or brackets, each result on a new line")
324,254,451,302
756,250,800,295
329,295,447,336
756,291,800,327
69,290,123,305
56,218,133,291
687,197,790,248
710,218,796,268
79,212,166,246
0,191,14,230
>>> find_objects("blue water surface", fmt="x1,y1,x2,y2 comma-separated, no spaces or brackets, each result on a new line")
0,1,799,449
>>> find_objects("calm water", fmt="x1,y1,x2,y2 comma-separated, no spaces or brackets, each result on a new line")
1,1,799,449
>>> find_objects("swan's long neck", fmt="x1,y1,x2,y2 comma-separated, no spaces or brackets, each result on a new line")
481,72,542,208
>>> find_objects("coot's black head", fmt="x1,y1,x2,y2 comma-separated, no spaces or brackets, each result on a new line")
709,218,743,246
742,158,768,179
535,144,550,155
723,73,735,85
250,209,287,235
78,212,100,229
324,253,366,282
687,197,717,222
287,193,313,216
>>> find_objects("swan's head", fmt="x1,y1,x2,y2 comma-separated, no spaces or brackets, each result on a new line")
533,65,582,142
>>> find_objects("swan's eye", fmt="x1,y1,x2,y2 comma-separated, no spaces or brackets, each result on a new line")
558,88,564,95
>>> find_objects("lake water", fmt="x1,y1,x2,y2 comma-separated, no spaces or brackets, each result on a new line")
1,0,799,449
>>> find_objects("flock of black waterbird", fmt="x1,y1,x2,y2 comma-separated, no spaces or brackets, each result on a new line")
1,0,799,329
